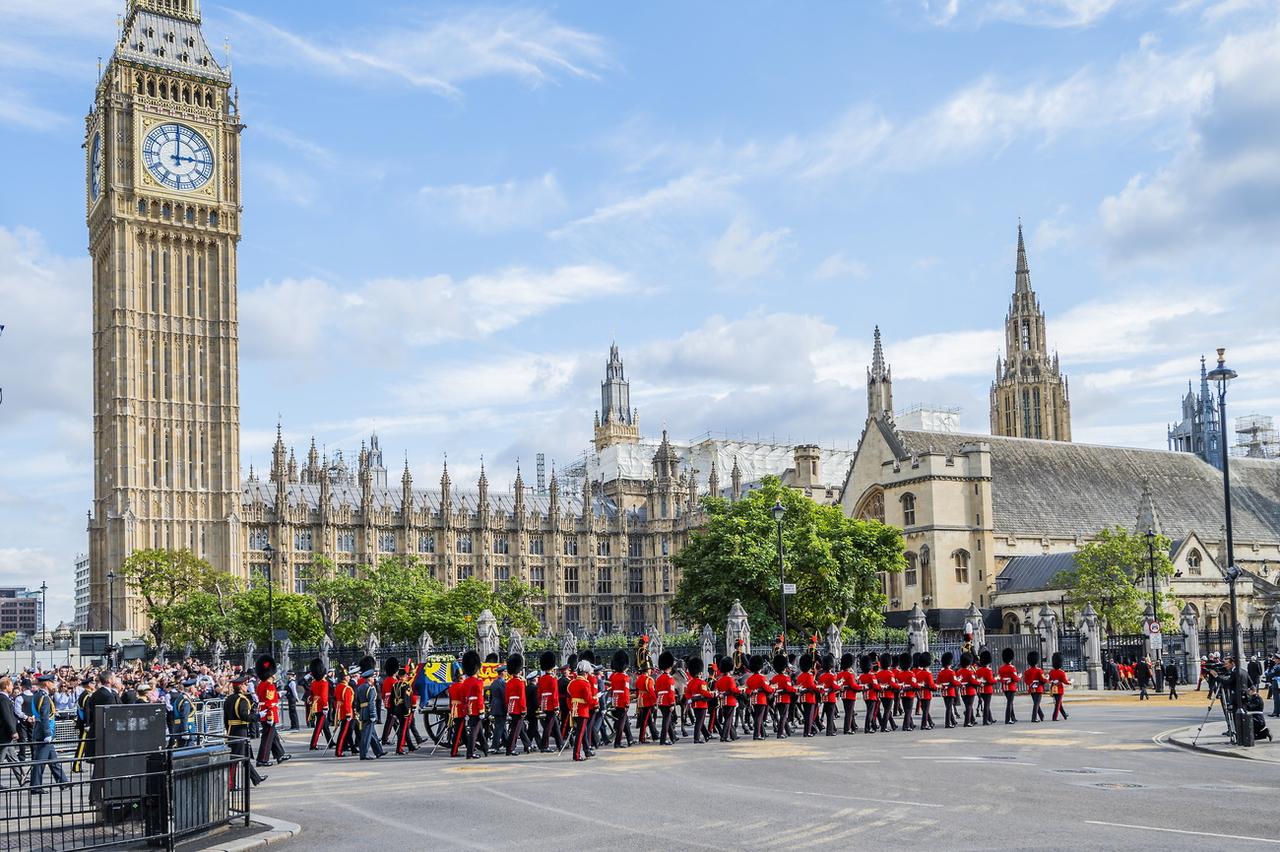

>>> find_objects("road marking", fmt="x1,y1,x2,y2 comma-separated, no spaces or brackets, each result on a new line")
720,782,943,809
1085,820,1280,844
1080,766,1133,773
485,788,725,849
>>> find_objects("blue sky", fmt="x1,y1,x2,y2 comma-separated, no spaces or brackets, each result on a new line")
3,0,1280,622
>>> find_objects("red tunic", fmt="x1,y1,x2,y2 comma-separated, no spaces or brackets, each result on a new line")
335,682,355,720
818,671,839,704
380,675,397,708
859,671,879,702
714,674,740,707
1048,668,1070,696
461,675,484,718
308,678,330,717
255,680,280,724
795,671,819,704
567,676,596,718
1023,666,1046,694
770,672,794,704
506,676,527,714
898,668,917,699
537,672,559,713
913,667,936,700
936,667,957,698
959,668,978,697
686,676,711,709
636,673,657,707
609,671,631,709
745,672,773,705
838,670,861,701
874,668,897,695
655,672,677,706
998,663,1021,693
976,665,996,695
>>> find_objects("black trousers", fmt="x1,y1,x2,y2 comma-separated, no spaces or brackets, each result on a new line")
1052,693,1068,720
962,694,976,726
692,707,709,743
636,706,656,742
334,718,355,756
229,736,264,787
901,695,915,731
822,702,837,735
394,711,422,752
506,713,534,754
539,711,564,751
752,703,768,739
864,700,878,732
658,706,676,744
613,707,633,746
287,702,299,730
718,705,738,741
943,695,956,727
1030,693,1044,722
981,693,995,724
774,703,792,738
842,699,857,733
571,716,591,760
309,710,332,749
256,722,280,764
879,696,897,731
1004,691,1018,723
919,697,933,729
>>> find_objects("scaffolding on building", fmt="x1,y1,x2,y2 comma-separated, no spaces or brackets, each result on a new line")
1232,414,1279,459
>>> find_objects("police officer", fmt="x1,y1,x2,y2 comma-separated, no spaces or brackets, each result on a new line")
29,674,66,794
224,675,265,786
169,678,198,747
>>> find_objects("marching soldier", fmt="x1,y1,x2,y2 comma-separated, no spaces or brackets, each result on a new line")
794,654,820,737
914,652,936,730
683,657,712,743
744,654,774,739
897,653,917,733
976,650,997,725
379,657,401,746
254,654,288,766
453,650,485,759
858,655,879,733
1023,651,1046,722
392,667,421,754
655,651,679,745
1048,652,1070,720
714,656,742,742
609,650,634,748
999,648,1021,724
307,659,332,750
567,660,598,761
635,657,658,743
836,653,860,734
770,654,795,738
959,653,978,727
72,677,94,772
224,675,265,787
875,653,898,732
504,653,534,755
333,665,357,757
936,652,958,728
355,665,384,760
536,651,564,752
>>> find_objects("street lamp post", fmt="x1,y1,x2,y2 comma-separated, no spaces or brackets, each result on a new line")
262,542,276,660
772,500,787,644
1145,529,1161,670
39,581,47,650
1206,348,1252,747
106,569,116,668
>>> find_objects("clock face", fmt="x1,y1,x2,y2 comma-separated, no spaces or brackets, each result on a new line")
141,122,214,191
90,132,102,200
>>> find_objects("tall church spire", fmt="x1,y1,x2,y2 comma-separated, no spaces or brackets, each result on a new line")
594,342,641,451
866,326,894,420
990,223,1072,442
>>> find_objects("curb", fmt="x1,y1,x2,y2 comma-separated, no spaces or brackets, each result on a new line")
1157,725,1280,763
199,815,302,852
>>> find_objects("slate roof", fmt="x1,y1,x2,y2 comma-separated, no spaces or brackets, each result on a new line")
997,552,1078,593
116,10,230,83
887,424,1280,542
241,480,611,519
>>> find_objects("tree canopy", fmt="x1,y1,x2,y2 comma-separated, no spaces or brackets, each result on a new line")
1054,525,1179,634
672,476,903,640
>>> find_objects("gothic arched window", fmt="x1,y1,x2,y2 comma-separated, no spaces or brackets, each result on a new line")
901,493,916,527
1187,548,1202,575
855,488,885,523
953,549,970,583
904,552,918,587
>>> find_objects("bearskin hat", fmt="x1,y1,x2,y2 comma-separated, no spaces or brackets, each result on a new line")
941,651,954,667
748,654,765,674
539,650,557,671
686,655,703,676
357,655,377,676
508,652,524,673
254,653,276,681
979,649,992,666
659,650,675,670
566,654,578,671
772,654,788,673
798,653,814,673
1002,647,1015,664
840,652,855,671
959,652,973,668
611,649,629,673
1027,650,1040,666
334,663,348,680
461,649,481,677
920,651,932,667
820,653,835,672
580,649,596,665
308,658,324,681
383,657,400,677
878,652,892,669
858,654,871,673
1051,651,1063,669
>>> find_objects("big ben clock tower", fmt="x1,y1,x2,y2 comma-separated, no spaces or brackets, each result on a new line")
87,0,243,634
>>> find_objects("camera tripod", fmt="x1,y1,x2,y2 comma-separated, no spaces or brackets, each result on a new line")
1191,680,1236,747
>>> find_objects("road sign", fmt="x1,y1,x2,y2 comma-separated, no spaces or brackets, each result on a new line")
1150,633,1163,650
1148,621,1161,634
783,583,797,595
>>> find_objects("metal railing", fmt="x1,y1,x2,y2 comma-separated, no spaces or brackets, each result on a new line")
0,735,250,851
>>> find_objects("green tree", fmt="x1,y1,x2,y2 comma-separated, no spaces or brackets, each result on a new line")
118,548,216,648
672,476,903,640
0,632,15,651
230,587,325,646
299,557,370,645
1054,526,1178,634
420,578,545,643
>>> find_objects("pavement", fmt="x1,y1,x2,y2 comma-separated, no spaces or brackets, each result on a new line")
215,693,1280,851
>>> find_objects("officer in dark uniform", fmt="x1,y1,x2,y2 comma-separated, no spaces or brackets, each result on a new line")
354,667,384,760
169,679,197,747
224,675,265,786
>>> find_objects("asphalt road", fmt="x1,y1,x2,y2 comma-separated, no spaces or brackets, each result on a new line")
251,696,1279,850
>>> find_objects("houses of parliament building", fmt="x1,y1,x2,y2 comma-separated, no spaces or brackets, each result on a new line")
85,1,1280,640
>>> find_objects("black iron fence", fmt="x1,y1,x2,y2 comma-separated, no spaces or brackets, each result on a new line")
0,735,250,851
1199,624,1278,661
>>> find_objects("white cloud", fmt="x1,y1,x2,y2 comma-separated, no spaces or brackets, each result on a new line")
392,353,579,410
920,0,1124,28
1099,21,1280,255
420,173,566,231
241,264,629,361
709,218,790,280
814,253,870,281
552,172,740,235
0,84,67,131
226,9,613,98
